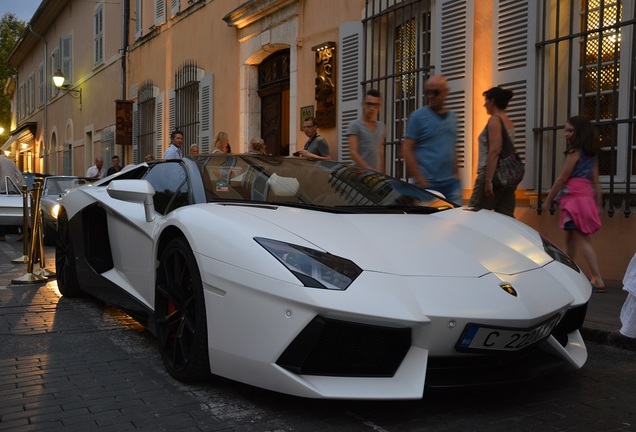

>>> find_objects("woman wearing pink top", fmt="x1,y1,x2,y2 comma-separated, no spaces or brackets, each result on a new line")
545,115,605,292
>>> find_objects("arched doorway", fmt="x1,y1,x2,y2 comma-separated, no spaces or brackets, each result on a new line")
258,49,290,156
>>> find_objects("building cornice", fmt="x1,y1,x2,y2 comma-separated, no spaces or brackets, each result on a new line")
223,0,297,29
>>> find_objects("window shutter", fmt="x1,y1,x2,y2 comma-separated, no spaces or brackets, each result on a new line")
338,21,363,163
133,103,139,163
170,0,180,17
434,0,474,186
50,50,59,99
492,0,537,189
38,63,44,106
168,88,175,138
94,6,104,65
60,35,72,84
198,73,213,154
135,0,142,39
155,92,164,158
155,0,166,26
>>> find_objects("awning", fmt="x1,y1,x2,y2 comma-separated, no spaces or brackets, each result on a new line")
1,122,37,152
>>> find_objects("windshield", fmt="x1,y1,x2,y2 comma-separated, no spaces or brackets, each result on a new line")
194,155,455,212
44,177,90,196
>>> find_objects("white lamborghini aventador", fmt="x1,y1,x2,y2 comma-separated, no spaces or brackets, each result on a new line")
55,154,591,399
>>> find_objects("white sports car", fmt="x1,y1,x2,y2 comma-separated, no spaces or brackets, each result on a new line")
56,155,591,400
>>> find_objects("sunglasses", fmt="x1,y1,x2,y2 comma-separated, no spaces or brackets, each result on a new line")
424,89,442,97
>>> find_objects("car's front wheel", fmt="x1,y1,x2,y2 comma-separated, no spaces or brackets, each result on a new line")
55,209,82,297
155,237,210,382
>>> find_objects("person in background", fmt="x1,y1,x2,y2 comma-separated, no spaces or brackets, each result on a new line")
468,86,516,217
213,132,230,154
247,137,268,155
145,154,155,162
544,115,605,292
164,130,184,159
347,89,386,172
296,116,330,160
86,156,105,179
106,155,122,176
618,253,636,345
403,75,461,204
0,154,24,241
189,144,199,156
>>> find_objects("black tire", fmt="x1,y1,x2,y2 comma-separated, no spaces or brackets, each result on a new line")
155,237,210,382
55,209,82,297
43,224,56,246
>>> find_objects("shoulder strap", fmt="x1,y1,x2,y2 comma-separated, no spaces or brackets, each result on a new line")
493,115,514,158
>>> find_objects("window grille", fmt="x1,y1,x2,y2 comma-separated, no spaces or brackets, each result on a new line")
138,81,156,162
536,0,634,217
363,0,433,179
174,61,200,157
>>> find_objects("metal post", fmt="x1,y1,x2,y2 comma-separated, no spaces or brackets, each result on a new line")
11,185,30,263
11,183,47,284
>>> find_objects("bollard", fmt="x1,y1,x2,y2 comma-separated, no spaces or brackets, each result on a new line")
11,183,47,284
11,184,30,264
34,204,55,279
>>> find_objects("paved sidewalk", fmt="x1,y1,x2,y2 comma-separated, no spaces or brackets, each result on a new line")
0,232,632,349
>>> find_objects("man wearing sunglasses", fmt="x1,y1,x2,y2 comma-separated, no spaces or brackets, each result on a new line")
402,75,462,204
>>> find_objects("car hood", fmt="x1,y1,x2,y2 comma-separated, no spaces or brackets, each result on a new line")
233,205,552,278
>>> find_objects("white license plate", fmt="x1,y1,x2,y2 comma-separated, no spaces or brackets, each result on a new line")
456,316,561,352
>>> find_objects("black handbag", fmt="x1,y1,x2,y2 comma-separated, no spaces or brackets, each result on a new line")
493,116,524,191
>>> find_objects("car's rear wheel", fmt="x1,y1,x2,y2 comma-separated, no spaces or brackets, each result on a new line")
55,209,82,297
155,237,210,382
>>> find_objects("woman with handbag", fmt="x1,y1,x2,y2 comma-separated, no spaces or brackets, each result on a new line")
544,115,605,292
468,86,518,217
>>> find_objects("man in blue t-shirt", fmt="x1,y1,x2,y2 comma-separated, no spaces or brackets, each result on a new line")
403,75,462,204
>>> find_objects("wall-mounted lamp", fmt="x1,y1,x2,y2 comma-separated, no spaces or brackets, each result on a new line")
53,69,82,109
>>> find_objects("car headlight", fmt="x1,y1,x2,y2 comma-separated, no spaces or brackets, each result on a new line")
255,237,362,290
541,234,579,273
51,204,60,219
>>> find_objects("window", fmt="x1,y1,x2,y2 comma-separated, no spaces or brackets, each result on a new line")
135,0,142,39
28,73,35,114
360,1,433,178
38,63,44,106
172,62,200,156
536,0,634,215
50,49,59,99
137,82,157,162
61,35,72,83
94,5,104,65
143,162,190,214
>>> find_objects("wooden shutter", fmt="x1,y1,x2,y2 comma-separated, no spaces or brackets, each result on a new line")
168,88,175,138
435,0,474,186
155,92,164,158
135,0,142,39
170,0,180,17
338,21,363,163
492,0,537,189
60,35,72,84
132,103,139,163
198,73,213,153
155,0,166,26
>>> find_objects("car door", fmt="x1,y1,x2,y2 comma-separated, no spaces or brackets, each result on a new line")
103,161,191,309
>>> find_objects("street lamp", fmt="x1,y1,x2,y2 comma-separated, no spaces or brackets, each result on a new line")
53,69,82,109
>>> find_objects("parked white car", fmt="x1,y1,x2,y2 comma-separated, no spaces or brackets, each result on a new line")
55,155,591,400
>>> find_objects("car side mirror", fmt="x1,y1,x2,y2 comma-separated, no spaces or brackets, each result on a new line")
107,179,156,222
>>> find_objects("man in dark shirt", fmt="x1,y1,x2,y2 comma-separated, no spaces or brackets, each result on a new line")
107,155,122,176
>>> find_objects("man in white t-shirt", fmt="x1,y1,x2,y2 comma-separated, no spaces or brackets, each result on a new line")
86,156,105,179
